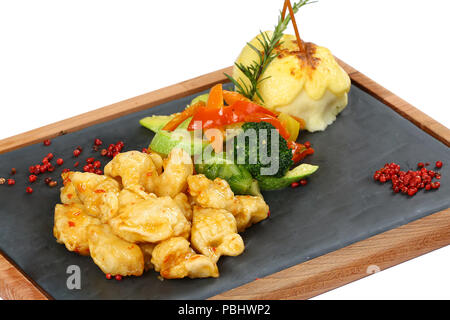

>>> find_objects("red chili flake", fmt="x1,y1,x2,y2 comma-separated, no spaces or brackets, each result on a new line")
11,168,16,175
44,177,52,185
95,169,103,175
39,166,47,174
47,153,54,160
74,161,79,167
94,189,106,193
29,165,35,173
436,161,443,169
43,139,51,146
26,187,33,194
291,182,299,188
47,165,55,172
142,148,148,153
29,175,37,183
7,179,15,186
83,165,90,172
86,157,95,164
56,158,64,166
67,193,73,199
106,273,112,280
267,210,270,217
73,149,81,157
304,141,311,149
417,162,424,168
100,149,107,156
300,179,308,186
115,275,122,281
93,161,101,168
62,168,71,174
94,139,103,146
68,221,75,227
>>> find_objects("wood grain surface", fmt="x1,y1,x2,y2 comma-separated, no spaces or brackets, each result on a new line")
0,60,449,300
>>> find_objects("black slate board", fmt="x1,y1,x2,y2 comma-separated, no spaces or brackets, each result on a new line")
0,84,449,300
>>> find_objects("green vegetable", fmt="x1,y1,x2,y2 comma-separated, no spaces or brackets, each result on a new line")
257,163,318,190
190,93,209,106
140,115,174,133
233,121,293,178
149,129,207,156
195,153,260,196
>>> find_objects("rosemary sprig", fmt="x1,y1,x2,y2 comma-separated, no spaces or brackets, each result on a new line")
225,0,316,102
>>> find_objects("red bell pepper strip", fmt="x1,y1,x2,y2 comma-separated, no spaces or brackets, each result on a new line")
206,84,224,109
162,101,205,131
188,101,278,129
288,141,315,163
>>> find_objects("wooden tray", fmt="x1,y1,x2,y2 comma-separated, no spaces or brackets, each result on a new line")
0,60,449,300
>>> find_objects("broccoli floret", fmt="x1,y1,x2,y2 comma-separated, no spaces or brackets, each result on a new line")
233,122,293,178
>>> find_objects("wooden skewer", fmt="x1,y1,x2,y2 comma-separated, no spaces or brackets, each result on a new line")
286,0,306,54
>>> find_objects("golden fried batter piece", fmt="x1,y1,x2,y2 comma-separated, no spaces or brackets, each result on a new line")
229,196,269,232
187,174,234,209
53,203,101,256
139,243,156,271
153,148,193,198
151,237,219,279
173,193,193,221
87,224,144,276
109,196,191,243
118,189,156,214
104,151,159,198
191,206,244,263
60,171,120,223
148,152,163,175
187,174,269,231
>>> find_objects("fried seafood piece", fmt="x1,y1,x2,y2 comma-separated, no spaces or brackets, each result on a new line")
229,196,270,232
187,174,234,209
104,150,159,198
148,152,163,175
187,174,269,231
173,193,193,221
151,237,219,279
60,171,120,223
109,196,191,243
53,203,101,256
139,243,156,271
191,206,244,263
153,148,193,198
118,189,155,213
87,224,144,277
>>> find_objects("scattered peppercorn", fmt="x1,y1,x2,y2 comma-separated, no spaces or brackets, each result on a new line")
73,149,81,157
43,139,51,146
100,149,108,156
373,162,442,197
106,273,112,280
26,187,33,194
7,179,15,186
11,168,16,175
300,179,308,186
94,138,103,146
48,181,58,187
29,175,37,183
56,158,64,166
44,177,52,185
436,161,443,169
290,182,299,188
115,275,122,281
93,161,101,168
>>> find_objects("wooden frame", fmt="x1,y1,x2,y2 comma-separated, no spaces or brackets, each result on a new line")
0,60,449,300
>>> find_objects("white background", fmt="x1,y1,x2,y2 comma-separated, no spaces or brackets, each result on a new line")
0,0,449,299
